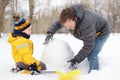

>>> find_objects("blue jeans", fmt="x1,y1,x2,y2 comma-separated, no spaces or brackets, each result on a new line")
87,34,109,73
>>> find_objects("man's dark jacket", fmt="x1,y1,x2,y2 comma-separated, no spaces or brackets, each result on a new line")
47,4,110,63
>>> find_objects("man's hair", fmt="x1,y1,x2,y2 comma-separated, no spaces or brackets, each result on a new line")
60,7,76,23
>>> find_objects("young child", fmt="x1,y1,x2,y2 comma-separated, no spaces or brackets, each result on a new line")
8,14,46,75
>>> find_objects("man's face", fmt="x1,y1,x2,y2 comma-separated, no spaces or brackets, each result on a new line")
63,19,76,30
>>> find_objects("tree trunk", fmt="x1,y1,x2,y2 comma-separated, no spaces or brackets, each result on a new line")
0,0,9,37
116,0,120,32
29,0,34,22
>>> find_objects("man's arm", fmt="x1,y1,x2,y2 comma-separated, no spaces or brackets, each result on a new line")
47,21,62,34
74,25,96,63
44,21,62,44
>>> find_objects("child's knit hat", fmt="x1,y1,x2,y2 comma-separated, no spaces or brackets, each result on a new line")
14,18,31,31
12,14,31,39
13,14,31,31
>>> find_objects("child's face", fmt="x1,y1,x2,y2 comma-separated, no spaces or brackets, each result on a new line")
23,25,32,35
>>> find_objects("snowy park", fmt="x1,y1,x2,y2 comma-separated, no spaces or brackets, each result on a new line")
0,33,120,80
0,0,120,80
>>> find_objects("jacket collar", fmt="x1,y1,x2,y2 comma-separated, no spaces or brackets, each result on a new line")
12,30,30,39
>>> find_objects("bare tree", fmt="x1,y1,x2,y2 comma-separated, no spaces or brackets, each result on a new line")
108,0,120,33
11,0,18,15
29,0,34,22
0,0,9,37
115,0,120,32
15,0,17,13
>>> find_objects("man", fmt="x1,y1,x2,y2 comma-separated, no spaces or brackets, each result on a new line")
44,4,110,73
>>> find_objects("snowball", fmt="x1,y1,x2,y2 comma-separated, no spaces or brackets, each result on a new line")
41,39,74,68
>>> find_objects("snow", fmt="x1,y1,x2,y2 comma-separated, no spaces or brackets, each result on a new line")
0,33,120,80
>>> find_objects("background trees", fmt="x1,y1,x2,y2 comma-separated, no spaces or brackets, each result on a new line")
108,0,120,33
0,0,9,37
0,0,120,36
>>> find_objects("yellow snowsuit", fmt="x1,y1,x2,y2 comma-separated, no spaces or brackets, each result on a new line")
8,33,41,69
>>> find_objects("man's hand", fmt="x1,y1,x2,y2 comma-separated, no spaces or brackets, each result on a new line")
67,58,78,70
43,32,53,45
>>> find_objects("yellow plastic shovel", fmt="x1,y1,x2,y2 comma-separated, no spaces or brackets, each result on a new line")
56,70,81,80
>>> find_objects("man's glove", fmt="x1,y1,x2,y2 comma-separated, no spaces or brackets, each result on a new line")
67,58,78,70
43,32,53,45
29,62,40,75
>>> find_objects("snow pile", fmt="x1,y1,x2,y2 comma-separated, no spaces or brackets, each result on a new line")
41,39,74,68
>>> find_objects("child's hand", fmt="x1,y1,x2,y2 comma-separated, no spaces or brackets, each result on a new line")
30,62,40,75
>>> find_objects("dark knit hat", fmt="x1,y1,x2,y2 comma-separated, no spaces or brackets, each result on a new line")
13,18,31,31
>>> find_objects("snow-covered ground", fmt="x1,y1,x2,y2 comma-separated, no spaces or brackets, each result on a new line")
0,33,120,80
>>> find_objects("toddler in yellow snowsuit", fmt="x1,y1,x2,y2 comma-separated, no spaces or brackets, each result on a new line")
8,14,46,74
